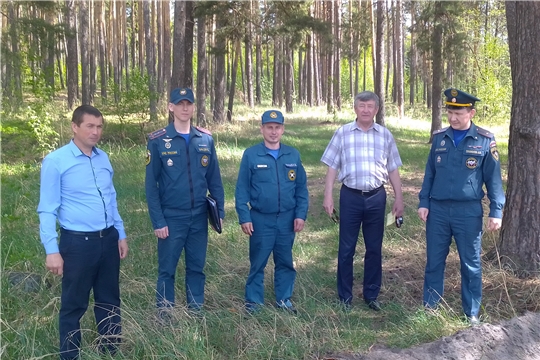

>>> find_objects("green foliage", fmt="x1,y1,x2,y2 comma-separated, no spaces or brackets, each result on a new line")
1,102,63,162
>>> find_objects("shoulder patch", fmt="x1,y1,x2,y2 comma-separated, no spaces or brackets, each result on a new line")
195,126,212,136
432,127,449,135
476,126,494,138
148,128,166,140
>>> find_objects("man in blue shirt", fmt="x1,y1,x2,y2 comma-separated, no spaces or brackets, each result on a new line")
235,110,309,314
145,88,225,315
38,105,128,359
418,88,505,325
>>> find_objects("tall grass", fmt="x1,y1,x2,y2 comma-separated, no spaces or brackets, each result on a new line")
2,104,536,359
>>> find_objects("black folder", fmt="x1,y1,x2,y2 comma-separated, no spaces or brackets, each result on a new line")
206,195,222,234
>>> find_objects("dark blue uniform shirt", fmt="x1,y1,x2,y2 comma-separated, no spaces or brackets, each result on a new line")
145,123,225,229
419,122,505,218
235,143,309,224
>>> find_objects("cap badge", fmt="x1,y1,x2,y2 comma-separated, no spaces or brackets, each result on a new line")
452,98,457,103
180,89,187,95
451,89,458,97
270,112,278,118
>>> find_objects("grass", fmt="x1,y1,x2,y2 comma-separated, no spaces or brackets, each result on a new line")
1,102,537,359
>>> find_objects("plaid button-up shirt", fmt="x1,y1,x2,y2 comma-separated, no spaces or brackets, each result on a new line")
321,121,402,191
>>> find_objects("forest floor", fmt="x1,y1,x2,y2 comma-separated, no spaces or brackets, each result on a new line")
329,311,540,360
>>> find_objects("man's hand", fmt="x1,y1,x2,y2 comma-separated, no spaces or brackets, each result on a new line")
418,207,429,222
294,218,305,232
46,253,64,276
118,239,128,259
154,226,169,239
486,217,502,231
392,198,404,218
241,222,254,236
323,196,334,217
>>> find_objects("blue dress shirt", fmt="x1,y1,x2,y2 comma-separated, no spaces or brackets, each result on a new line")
38,140,126,254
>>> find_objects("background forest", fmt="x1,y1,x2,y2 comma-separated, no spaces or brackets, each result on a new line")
2,1,539,360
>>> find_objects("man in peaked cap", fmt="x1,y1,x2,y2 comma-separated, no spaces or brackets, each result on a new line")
145,87,225,319
418,88,505,325
235,110,309,314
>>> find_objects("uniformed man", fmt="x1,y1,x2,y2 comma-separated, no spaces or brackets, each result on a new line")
235,110,309,314
145,88,225,315
418,88,505,325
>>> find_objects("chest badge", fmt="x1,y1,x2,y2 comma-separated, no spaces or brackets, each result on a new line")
163,139,172,149
288,169,296,181
167,158,173,167
440,140,445,146
466,157,478,169
436,155,441,163
201,155,209,167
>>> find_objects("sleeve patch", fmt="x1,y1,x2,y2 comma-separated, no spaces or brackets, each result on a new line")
145,150,151,165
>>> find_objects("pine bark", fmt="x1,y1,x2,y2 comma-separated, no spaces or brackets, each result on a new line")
498,1,540,273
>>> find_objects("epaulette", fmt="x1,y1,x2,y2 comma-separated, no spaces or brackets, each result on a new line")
148,128,166,140
476,126,494,138
432,127,448,135
195,126,212,136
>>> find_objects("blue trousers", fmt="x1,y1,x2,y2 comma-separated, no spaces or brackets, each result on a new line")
337,185,386,304
156,209,208,309
423,200,483,317
58,227,121,360
245,209,296,305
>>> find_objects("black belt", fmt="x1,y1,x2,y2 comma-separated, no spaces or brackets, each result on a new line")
343,184,384,197
61,226,115,238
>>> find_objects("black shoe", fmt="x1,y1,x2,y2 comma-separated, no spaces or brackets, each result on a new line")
468,315,480,326
365,299,381,311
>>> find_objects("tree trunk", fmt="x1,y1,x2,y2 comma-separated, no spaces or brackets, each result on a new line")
245,1,254,108
498,1,540,274
395,0,404,119
430,2,444,144
213,11,227,124
138,0,145,73
65,0,78,109
79,0,90,104
184,1,194,88
96,0,107,104
374,0,386,126
171,0,185,90
333,0,341,111
143,1,157,121
196,13,207,126
409,1,416,105
227,39,241,122
162,0,171,96
284,39,293,113
255,30,262,105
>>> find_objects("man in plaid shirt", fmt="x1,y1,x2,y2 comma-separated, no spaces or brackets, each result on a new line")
321,91,404,311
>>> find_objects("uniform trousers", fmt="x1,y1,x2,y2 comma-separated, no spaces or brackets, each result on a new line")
337,185,386,304
156,208,208,309
245,209,296,305
423,200,483,317
58,227,121,360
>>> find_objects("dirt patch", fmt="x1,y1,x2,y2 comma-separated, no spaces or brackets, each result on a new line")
330,311,540,360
